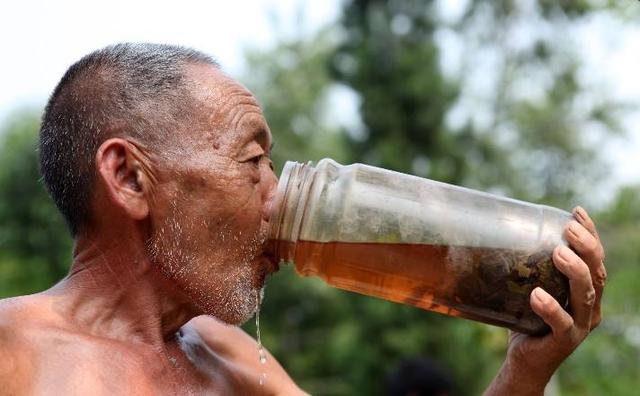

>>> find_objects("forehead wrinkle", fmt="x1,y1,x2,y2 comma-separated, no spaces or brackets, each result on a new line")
227,102,263,133
206,91,248,126
208,99,261,145
198,94,247,142
194,72,267,147
212,85,257,118
230,109,265,140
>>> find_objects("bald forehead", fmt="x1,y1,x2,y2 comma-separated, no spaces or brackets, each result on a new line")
186,64,261,121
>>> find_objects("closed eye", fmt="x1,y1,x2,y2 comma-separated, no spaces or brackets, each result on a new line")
249,154,263,166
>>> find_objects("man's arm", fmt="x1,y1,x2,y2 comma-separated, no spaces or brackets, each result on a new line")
186,315,308,395
485,206,606,395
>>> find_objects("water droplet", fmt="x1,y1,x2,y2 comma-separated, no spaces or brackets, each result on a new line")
256,288,267,386
256,288,267,362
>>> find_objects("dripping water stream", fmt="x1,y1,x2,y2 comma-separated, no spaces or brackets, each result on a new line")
256,287,267,386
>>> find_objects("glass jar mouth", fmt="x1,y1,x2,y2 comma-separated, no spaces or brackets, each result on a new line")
267,161,316,261
267,161,295,243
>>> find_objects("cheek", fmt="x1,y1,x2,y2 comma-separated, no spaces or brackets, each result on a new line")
178,164,265,238
198,183,263,239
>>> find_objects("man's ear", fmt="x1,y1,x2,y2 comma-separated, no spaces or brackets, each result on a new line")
96,138,151,220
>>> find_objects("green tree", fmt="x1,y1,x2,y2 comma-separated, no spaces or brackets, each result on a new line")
243,30,351,168
331,0,626,204
0,110,72,298
331,0,461,180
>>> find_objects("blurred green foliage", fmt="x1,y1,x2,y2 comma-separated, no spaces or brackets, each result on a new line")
0,1,639,395
0,112,71,297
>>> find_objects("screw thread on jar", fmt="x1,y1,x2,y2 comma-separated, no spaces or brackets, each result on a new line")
267,161,316,263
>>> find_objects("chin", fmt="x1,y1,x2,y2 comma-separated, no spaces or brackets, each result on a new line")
169,253,268,327
195,281,261,326
211,304,258,326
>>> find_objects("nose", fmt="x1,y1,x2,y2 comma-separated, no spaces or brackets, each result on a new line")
261,165,279,222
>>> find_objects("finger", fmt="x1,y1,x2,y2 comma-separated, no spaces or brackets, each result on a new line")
530,287,573,336
565,220,605,272
589,257,607,329
553,246,595,331
573,206,601,243
564,220,604,266
566,211,607,329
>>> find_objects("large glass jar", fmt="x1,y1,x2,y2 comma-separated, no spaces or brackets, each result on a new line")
267,159,571,335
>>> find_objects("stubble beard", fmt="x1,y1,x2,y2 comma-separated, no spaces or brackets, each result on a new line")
146,200,266,325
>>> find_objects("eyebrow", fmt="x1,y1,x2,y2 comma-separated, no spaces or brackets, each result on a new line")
245,126,273,153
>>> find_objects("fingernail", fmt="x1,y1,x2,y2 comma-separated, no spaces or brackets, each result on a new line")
532,287,548,305
574,206,587,220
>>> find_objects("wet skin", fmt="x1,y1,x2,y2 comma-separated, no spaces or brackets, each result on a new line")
0,63,605,395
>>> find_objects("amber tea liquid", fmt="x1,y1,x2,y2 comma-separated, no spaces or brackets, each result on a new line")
270,239,568,334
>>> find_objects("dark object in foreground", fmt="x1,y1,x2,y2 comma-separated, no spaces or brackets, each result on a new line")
386,357,454,396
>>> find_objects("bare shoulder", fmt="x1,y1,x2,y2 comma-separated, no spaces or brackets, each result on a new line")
0,294,58,335
0,295,153,394
0,295,45,392
0,298,20,369
0,294,44,344
0,294,88,388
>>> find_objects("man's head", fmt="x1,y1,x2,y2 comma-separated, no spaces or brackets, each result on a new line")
39,43,278,324
40,43,216,236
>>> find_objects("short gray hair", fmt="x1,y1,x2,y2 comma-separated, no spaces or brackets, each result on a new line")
39,43,218,236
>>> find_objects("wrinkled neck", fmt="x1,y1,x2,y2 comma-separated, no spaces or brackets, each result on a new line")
48,232,198,347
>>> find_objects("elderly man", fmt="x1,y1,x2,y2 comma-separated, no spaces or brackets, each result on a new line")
0,44,606,395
